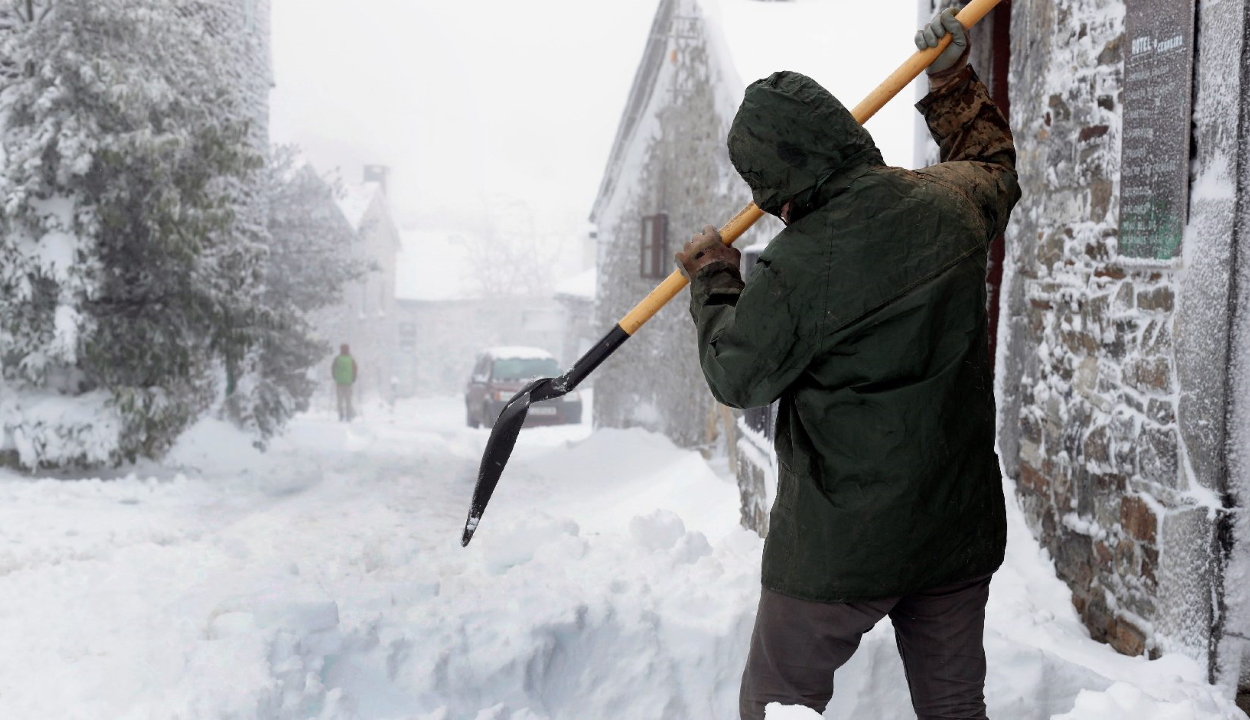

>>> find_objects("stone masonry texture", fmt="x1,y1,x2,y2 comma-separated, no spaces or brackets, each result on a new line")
999,0,1249,694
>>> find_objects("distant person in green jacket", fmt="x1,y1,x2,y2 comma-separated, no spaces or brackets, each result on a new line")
676,11,1020,720
331,344,358,422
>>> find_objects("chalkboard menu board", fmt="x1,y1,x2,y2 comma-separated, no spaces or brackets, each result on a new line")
1119,0,1196,260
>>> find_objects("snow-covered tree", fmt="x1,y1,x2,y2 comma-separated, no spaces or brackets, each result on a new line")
226,147,369,444
0,0,266,467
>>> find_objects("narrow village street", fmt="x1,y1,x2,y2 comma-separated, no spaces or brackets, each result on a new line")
0,398,1242,719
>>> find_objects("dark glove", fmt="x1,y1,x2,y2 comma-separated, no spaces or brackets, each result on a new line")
916,8,969,76
675,225,741,278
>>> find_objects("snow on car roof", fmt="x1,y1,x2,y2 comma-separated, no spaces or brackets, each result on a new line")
484,346,555,360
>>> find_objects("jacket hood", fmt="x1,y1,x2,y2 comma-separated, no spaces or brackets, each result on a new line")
728,71,882,220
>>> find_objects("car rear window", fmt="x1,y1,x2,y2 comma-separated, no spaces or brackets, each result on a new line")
491,357,560,381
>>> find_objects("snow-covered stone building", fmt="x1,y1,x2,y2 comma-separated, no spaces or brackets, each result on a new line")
590,0,916,467
914,0,1250,705
311,167,401,404
200,0,273,147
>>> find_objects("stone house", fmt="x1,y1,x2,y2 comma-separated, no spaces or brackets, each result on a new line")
311,166,401,405
914,0,1250,704
590,0,916,470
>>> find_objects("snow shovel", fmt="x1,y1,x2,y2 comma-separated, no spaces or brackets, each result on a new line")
461,0,1004,547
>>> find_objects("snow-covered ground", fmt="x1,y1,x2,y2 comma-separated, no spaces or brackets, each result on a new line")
0,395,1244,720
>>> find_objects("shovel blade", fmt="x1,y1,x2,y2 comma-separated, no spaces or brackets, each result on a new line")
461,378,558,546
459,325,630,547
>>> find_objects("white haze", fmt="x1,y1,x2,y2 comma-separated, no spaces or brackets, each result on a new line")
270,0,920,299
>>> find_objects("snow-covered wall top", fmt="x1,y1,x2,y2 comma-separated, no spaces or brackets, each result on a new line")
553,268,596,301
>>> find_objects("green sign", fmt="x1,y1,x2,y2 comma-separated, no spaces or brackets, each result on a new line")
1119,0,1196,260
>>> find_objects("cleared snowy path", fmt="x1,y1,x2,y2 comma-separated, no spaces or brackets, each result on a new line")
0,396,1244,720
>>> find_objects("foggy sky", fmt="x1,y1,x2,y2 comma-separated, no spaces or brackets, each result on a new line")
270,0,921,294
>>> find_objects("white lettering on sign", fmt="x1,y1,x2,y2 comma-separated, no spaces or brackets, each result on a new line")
1156,34,1184,53
1132,35,1152,55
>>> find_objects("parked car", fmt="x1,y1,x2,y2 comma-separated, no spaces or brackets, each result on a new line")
465,347,583,428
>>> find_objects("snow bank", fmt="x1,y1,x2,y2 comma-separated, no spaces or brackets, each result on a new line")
1054,682,1237,720
0,397,1244,719
0,389,122,469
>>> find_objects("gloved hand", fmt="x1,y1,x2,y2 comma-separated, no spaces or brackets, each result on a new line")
915,8,969,76
675,225,740,278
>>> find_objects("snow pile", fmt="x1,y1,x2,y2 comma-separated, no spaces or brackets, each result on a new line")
767,704,823,719
0,389,122,469
1055,683,1236,720
0,397,1244,719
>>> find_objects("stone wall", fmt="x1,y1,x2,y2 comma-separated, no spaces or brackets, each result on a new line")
1221,0,1250,698
999,0,1249,691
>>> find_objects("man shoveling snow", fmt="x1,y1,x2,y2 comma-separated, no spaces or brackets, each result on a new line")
677,10,1021,719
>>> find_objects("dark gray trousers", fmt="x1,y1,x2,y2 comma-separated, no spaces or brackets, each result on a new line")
739,575,992,720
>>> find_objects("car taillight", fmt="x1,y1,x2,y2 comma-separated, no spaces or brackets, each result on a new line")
493,390,512,402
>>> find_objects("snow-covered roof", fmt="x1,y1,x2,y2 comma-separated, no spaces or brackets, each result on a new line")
554,267,596,300
336,181,383,232
593,0,919,221
483,346,555,360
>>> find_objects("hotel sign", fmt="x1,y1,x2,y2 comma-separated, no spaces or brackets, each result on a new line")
1119,0,1197,260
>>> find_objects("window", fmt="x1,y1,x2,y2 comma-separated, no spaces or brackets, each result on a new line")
639,214,669,279
491,358,560,381
472,355,490,382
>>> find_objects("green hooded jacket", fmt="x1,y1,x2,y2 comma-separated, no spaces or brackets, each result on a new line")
332,354,356,386
689,66,1021,602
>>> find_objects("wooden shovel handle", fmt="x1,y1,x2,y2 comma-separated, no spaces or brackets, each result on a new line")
617,0,1003,337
